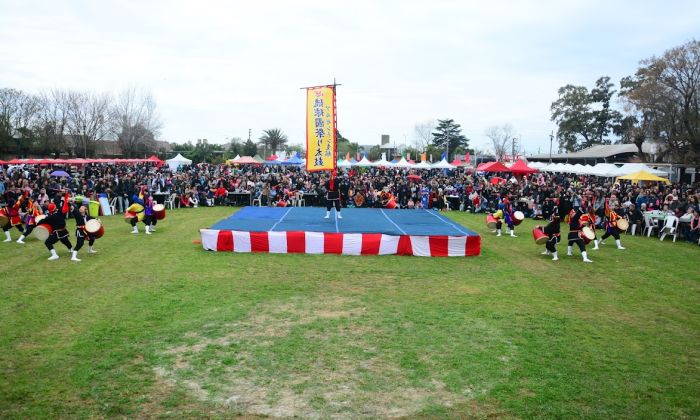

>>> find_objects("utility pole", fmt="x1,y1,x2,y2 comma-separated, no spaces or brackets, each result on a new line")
549,130,554,163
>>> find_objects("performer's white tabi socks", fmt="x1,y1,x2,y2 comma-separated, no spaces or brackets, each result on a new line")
324,212,330,219
71,250,81,262
3,231,11,242
510,230,517,237
551,251,559,261
496,229,502,237
88,246,97,254
48,249,59,260
16,235,25,244
567,245,573,256
337,213,342,219
541,250,550,255
582,251,593,263
616,239,625,250
145,225,152,235
131,226,139,234
592,239,599,250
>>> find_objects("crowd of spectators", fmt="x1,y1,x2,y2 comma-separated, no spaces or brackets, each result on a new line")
2,161,699,244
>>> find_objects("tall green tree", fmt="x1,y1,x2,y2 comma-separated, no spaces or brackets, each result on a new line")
431,118,469,160
258,128,288,155
619,39,700,165
243,138,258,156
550,76,622,152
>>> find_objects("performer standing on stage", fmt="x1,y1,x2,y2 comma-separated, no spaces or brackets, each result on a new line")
324,174,342,219
3,192,26,243
16,196,42,244
567,205,593,263
72,204,98,261
538,208,561,261
600,199,626,249
37,196,73,261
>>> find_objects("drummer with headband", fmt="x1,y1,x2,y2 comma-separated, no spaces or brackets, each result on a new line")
566,205,593,263
126,188,148,234
71,202,98,261
600,198,626,250
538,207,561,261
495,198,517,237
16,195,42,244
37,195,73,261
2,191,26,243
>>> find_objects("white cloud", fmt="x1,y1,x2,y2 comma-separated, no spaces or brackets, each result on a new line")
1,0,699,152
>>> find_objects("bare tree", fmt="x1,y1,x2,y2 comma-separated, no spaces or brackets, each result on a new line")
111,87,162,158
484,124,515,161
413,120,436,150
35,90,70,157
0,88,40,155
65,91,112,157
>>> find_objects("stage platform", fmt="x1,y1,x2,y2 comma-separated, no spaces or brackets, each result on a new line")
200,207,480,257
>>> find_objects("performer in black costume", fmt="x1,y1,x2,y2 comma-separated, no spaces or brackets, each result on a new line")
566,205,593,263
538,208,561,261
324,174,342,219
37,199,73,261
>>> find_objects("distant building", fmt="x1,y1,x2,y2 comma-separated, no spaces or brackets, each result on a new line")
528,142,665,164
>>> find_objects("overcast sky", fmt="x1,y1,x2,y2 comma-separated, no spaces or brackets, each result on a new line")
1,0,699,154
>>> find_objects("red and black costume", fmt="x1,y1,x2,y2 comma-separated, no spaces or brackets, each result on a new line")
72,205,96,252
38,197,73,254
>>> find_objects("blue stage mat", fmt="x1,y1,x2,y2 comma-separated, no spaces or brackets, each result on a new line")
210,207,477,237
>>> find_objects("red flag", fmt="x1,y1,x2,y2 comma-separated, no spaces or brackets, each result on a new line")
464,152,470,164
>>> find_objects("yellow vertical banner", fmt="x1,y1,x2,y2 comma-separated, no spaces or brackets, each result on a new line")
305,86,336,172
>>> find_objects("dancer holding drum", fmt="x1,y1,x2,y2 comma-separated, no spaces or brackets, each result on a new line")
566,206,593,263
536,209,561,261
2,193,26,243
600,199,626,250
72,204,99,261
16,197,42,244
36,197,73,261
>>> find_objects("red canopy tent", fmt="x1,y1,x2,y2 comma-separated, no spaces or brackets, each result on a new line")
451,158,462,167
266,154,278,161
147,155,164,167
509,159,538,175
477,161,510,172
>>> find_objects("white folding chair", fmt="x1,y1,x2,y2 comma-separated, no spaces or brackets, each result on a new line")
252,195,262,206
109,197,118,214
643,214,659,237
296,193,305,207
659,215,678,242
164,193,177,210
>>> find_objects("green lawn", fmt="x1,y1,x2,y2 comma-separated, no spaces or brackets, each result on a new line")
1,207,698,418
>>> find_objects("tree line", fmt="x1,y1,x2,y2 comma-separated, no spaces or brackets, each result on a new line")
0,87,161,158
550,39,700,165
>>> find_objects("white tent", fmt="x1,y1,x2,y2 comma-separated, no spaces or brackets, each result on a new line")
374,153,393,167
529,161,547,169
166,153,192,171
414,160,432,169
393,157,414,168
337,159,351,168
431,158,456,169
354,156,375,167
616,163,667,177
590,163,621,177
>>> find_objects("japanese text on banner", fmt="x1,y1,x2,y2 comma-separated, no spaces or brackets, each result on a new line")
306,87,336,172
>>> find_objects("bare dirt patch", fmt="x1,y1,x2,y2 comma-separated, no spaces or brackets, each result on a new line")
154,295,515,418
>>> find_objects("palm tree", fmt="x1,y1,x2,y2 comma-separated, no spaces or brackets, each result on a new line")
259,128,288,155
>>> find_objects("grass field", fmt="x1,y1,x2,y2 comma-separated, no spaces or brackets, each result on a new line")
1,206,698,419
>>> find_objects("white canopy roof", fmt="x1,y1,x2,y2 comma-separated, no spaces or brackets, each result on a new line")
616,163,667,177
337,159,352,168
166,153,192,171
354,156,375,167
393,157,414,168
431,158,456,169
413,160,432,169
